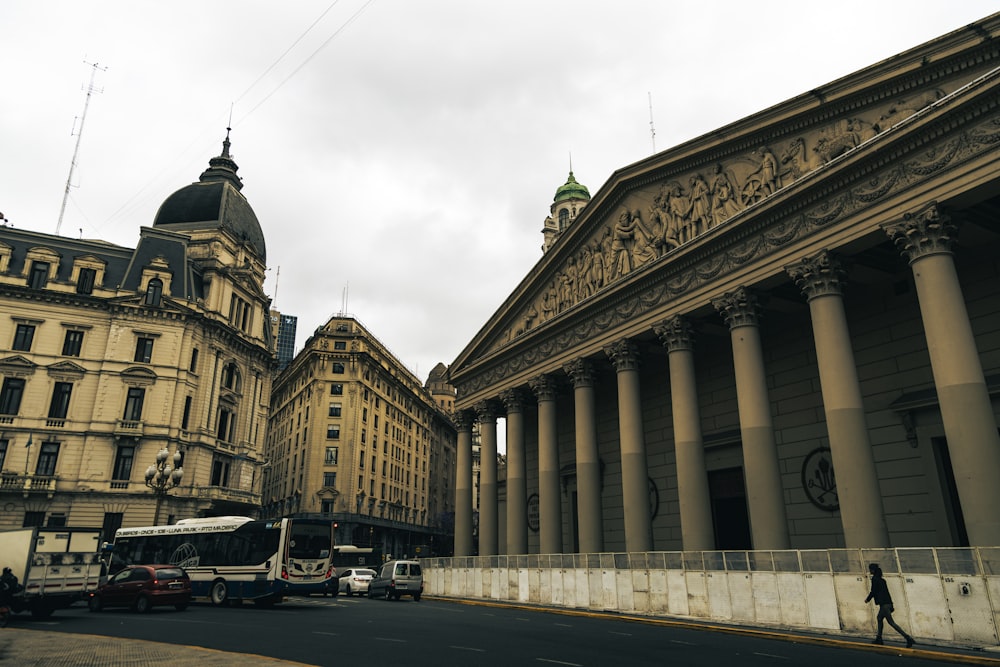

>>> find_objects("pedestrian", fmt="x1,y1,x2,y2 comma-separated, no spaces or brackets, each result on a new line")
865,563,914,647
0,567,18,605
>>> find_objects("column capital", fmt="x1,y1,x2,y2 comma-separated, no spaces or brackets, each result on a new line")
786,250,846,300
453,409,475,433
604,339,640,372
881,201,958,263
499,388,526,414
563,358,597,388
529,373,559,402
654,315,694,352
712,286,761,330
474,400,499,424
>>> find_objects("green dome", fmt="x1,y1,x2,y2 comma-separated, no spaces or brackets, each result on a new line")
553,171,590,204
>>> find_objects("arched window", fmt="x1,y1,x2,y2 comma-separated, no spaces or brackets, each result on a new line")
145,278,163,307
558,208,570,231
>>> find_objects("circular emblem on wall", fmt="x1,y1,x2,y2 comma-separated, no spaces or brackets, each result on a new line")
526,493,540,532
649,477,660,520
801,447,839,511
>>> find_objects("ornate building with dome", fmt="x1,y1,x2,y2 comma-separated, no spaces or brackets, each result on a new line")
541,171,591,253
0,132,274,539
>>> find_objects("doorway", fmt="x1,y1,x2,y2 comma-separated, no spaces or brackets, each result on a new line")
708,467,752,550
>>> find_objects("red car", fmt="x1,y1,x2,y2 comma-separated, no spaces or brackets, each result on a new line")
88,565,191,613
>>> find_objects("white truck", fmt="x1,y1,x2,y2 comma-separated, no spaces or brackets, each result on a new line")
0,527,104,618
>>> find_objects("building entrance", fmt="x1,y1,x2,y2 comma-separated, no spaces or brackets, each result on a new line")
709,467,752,550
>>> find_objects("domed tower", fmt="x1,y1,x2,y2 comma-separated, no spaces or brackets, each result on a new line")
541,171,590,253
151,129,270,330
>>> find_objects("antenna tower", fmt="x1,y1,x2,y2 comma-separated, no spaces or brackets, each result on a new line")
648,92,657,154
56,60,107,236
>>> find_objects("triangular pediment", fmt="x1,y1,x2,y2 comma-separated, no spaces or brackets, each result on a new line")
0,355,37,376
47,361,86,379
450,19,1000,395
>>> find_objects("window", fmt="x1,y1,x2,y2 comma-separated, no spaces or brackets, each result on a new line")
328,403,341,417
324,446,339,465
76,267,96,295
28,261,50,289
112,445,134,481
23,511,45,528
181,396,192,430
101,512,123,543
35,442,60,476
134,337,154,363
0,439,7,471
323,472,336,487
210,455,231,486
12,324,35,351
330,383,343,395
0,378,25,415
190,348,199,372
332,362,345,374
122,387,145,421
321,500,335,514
144,278,163,307
559,207,570,230
359,451,365,469
48,382,72,419
217,407,235,442
326,425,340,440
62,330,84,356
334,341,346,350
222,363,241,391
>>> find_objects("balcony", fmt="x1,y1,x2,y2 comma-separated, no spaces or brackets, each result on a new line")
115,419,144,436
0,472,57,498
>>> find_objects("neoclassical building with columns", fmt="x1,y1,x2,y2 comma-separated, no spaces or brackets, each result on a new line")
447,15,1000,558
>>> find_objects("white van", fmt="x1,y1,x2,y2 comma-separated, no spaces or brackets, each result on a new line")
367,560,423,601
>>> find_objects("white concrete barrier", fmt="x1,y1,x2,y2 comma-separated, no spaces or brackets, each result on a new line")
424,548,1000,649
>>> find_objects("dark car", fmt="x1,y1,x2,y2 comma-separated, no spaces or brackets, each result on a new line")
88,564,191,613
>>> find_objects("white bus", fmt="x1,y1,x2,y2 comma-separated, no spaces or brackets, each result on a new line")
111,516,335,606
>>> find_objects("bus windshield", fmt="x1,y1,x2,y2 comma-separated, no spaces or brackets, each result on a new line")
289,521,333,559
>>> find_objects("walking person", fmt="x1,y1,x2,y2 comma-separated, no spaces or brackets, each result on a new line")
865,563,914,647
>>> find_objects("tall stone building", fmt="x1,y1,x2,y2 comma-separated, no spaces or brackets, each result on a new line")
263,314,457,557
449,15,1000,557
0,132,274,538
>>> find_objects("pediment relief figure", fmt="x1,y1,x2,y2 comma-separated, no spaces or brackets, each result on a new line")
498,86,951,351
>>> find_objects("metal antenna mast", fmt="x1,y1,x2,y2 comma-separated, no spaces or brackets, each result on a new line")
648,92,657,154
56,60,107,236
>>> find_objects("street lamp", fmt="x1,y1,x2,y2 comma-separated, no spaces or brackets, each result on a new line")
145,447,183,525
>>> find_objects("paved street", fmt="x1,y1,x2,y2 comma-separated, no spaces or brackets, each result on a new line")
2,595,999,667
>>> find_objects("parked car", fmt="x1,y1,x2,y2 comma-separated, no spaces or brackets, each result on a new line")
368,560,423,601
87,564,191,613
338,568,376,597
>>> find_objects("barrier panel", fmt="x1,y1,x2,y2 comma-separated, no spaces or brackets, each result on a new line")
424,547,1000,649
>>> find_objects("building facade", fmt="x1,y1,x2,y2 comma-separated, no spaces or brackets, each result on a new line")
262,315,457,557
448,16,1000,558
271,310,298,371
0,133,274,538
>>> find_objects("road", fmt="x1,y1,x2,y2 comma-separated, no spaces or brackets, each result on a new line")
12,594,981,666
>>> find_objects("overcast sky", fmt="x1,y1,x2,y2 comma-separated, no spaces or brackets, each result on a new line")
3,1,998,383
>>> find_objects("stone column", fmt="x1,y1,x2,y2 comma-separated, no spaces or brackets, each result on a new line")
883,203,1000,545
454,410,475,556
604,339,653,552
476,400,499,557
563,358,603,553
712,288,790,550
654,316,715,551
501,389,528,555
530,374,562,554
787,251,889,547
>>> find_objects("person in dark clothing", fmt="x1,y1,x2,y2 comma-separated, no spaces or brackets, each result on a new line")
0,567,19,605
865,563,914,647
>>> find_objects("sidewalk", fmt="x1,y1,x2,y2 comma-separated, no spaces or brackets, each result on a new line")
0,628,316,667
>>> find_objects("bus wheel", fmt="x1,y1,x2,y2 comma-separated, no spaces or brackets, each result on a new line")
210,579,229,607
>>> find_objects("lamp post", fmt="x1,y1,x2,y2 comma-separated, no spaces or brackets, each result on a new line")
145,447,183,525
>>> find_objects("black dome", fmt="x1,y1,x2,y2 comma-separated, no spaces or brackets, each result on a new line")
153,132,266,262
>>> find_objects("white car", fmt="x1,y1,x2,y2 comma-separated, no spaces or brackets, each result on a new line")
338,568,376,597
